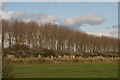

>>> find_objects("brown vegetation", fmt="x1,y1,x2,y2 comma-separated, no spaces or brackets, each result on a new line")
2,19,119,58
3,55,119,64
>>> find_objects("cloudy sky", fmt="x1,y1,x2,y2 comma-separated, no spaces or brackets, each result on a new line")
1,2,118,37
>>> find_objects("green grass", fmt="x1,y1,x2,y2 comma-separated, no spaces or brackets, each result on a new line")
13,63,118,78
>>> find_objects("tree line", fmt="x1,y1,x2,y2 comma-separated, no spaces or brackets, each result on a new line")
2,20,119,57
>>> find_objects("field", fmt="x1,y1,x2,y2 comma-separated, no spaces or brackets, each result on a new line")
13,63,118,78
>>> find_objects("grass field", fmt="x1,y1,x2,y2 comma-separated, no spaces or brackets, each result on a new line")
13,63,118,78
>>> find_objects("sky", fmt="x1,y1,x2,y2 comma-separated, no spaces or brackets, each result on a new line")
1,2,119,37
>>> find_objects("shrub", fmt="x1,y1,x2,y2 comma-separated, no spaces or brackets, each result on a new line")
9,43,29,51
40,48,57,57
2,60,14,78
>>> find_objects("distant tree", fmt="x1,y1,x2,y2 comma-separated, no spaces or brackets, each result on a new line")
2,19,119,57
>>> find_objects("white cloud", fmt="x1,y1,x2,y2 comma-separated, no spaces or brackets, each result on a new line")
0,11,14,20
104,25,118,38
34,14,58,24
112,25,119,28
1,10,58,24
87,32,112,37
1,11,105,28
109,31,118,34
109,31,118,38
87,30,119,38
60,14,105,30
61,14,105,26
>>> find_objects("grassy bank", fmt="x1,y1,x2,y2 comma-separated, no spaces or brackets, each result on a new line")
13,63,118,78
6,56,119,64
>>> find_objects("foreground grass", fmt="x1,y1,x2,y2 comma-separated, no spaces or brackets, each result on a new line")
13,63,118,78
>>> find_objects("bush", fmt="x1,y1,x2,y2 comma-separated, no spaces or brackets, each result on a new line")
40,48,57,57
2,60,14,78
9,43,29,51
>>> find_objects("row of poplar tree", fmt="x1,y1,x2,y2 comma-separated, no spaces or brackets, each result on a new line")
2,19,118,54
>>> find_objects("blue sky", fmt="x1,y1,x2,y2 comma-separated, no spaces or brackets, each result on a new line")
3,2,118,37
